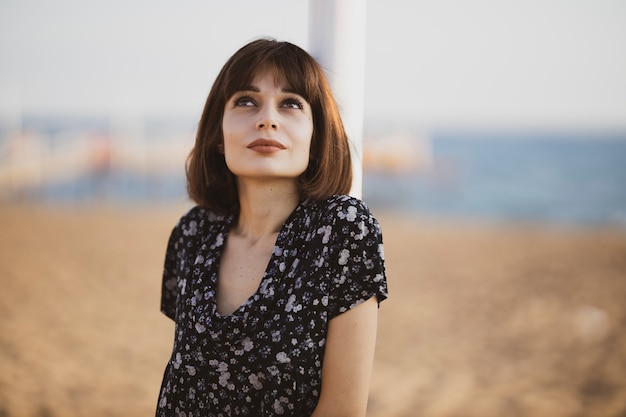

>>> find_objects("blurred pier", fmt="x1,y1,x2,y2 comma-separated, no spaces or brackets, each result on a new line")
0,116,195,204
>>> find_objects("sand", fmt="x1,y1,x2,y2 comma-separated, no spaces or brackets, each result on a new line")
1,204,625,417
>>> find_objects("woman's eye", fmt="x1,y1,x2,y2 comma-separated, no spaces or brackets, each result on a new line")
234,96,255,107
281,98,304,110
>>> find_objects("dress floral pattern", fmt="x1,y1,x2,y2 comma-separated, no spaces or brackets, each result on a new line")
156,195,388,416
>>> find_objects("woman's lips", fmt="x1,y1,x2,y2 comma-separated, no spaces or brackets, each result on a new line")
247,139,286,153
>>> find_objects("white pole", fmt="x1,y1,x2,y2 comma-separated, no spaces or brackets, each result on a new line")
308,0,367,198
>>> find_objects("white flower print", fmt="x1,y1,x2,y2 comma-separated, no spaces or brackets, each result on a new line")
210,232,224,250
173,352,182,369
273,400,284,414
346,205,357,222
272,330,282,342
183,220,197,236
248,373,264,390
218,371,231,388
273,397,290,414
191,289,202,306
354,220,369,240
276,352,291,363
318,225,332,244
338,249,350,265
285,294,302,313
241,337,254,352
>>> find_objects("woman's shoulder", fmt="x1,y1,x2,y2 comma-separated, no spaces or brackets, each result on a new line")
309,194,375,221
303,195,380,234
172,205,234,237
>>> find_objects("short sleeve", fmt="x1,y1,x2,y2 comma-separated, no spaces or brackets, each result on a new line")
160,223,181,321
327,198,388,319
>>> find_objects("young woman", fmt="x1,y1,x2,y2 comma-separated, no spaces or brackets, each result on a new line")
157,38,388,417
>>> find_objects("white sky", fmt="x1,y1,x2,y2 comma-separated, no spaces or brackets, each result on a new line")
1,0,625,130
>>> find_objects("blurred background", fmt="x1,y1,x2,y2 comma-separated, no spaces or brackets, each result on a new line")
1,1,626,416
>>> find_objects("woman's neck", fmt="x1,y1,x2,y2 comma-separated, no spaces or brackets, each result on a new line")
234,179,300,242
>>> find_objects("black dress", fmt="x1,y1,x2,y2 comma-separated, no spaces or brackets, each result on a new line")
156,195,388,416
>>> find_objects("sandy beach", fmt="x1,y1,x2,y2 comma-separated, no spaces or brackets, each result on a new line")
1,204,625,417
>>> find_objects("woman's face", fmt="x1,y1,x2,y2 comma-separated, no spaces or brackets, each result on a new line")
221,69,314,184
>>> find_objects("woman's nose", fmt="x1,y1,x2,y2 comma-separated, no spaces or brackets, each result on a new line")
256,106,279,130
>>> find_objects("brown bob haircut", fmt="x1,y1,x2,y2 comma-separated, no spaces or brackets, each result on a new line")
186,38,353,212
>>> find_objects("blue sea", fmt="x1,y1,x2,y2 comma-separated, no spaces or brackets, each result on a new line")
362,130,626,228
3,120,626,228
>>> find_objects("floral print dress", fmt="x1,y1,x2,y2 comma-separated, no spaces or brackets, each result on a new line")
156,195,388,416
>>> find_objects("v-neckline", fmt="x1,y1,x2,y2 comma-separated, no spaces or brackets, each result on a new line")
211,203,303,319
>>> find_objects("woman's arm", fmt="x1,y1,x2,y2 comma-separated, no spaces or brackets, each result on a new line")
311,296,379,417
